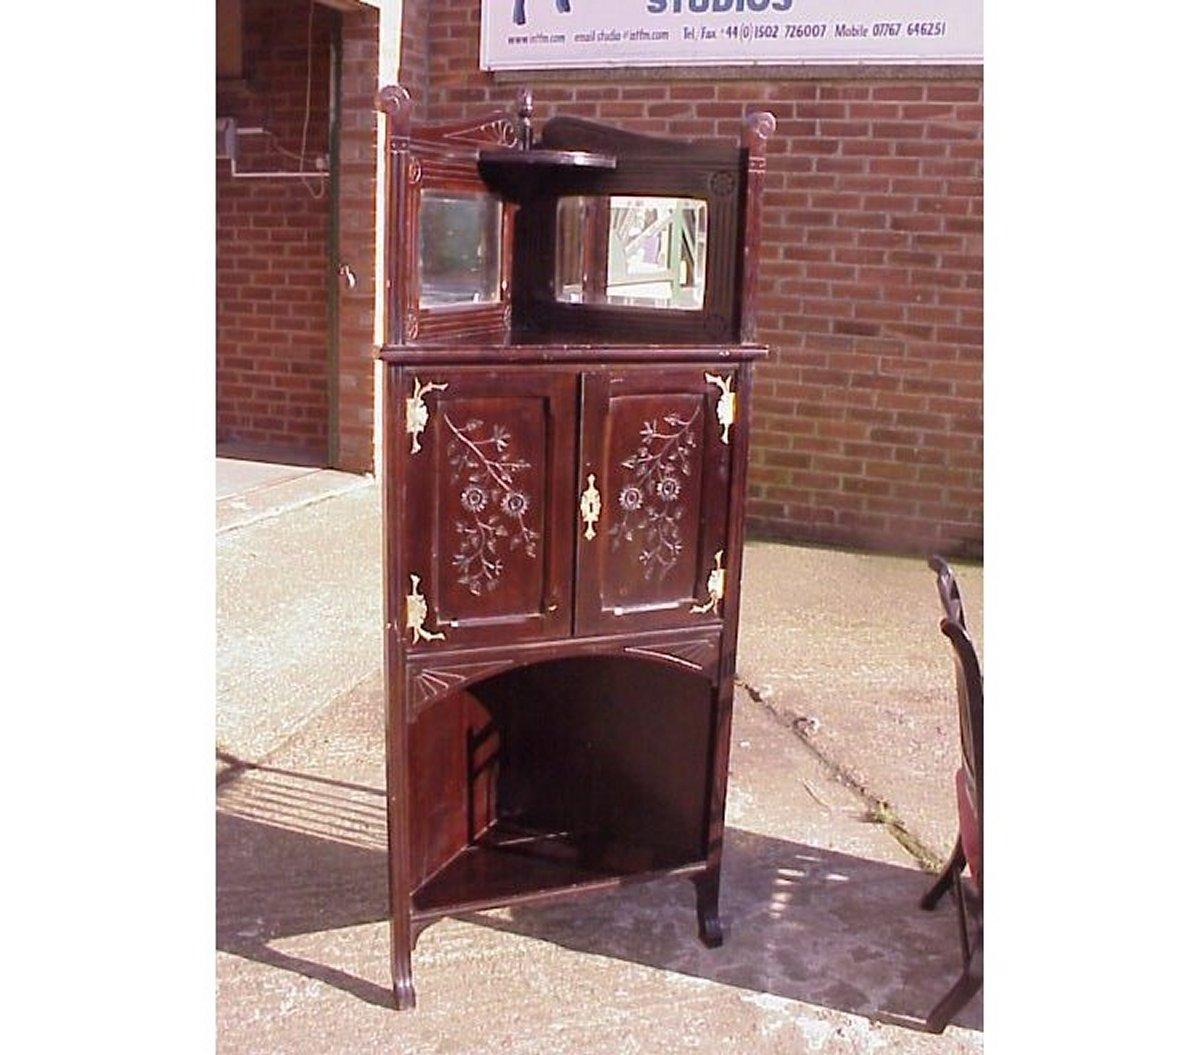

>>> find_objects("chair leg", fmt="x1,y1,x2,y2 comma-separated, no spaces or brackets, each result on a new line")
922,931,982,1034
920,834,966,911
877,846,982,1034
876,924,982,1034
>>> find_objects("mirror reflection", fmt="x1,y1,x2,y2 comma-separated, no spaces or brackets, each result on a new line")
418,192,502,308
556,195,708,311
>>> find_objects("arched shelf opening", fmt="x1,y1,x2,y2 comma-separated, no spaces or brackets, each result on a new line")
407,654,717,920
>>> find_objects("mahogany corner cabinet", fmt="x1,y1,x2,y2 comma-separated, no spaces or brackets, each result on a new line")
376,84,775,1009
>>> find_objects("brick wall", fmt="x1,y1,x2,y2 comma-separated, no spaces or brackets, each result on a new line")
332,3,381,472
403,2,983,558
216,0,336,462
400,0,432,117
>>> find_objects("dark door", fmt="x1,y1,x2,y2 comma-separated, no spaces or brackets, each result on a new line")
575,366,733,635
403,368,576,649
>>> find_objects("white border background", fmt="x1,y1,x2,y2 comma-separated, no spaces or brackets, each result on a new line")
5,3,1197,1049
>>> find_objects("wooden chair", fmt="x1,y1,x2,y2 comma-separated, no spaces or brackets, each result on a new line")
928,552,968,633
901,556,984,1032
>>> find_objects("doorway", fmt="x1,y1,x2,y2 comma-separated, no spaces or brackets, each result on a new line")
216,0,379,472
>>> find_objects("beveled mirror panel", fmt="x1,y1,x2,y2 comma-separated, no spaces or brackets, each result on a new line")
556,196,708,312
418,192,502,309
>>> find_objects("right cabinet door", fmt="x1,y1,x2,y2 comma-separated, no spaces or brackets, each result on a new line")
575,366,734,636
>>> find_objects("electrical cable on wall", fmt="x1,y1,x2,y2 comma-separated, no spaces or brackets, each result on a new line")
297,0,325,200
218,0,327,197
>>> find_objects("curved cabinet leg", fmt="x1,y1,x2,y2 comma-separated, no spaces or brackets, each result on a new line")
411,918,435,948
384,615,417,1011
692,868,724,948
392,941,416,1010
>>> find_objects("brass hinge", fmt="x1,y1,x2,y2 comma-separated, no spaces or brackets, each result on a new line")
405,574,445,644
705,372,736,445
405,377,447,454
691,550,726,616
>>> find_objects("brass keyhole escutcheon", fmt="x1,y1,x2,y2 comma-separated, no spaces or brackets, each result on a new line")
579,473,601,541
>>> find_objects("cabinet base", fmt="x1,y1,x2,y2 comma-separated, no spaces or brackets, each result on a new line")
412,821,709,921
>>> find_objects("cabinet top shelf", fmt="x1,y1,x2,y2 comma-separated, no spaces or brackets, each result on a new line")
478,148,617,169
378,342,769,366
477,147,618,200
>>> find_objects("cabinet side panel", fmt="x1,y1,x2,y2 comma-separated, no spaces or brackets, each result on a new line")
408,690,499,888
408,696,467,886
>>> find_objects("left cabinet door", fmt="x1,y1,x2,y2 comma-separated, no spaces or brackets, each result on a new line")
398,368,577,650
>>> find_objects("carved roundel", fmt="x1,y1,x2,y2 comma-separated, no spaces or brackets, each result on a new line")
708,171,736,198
407,159,422,185
404,309,420,341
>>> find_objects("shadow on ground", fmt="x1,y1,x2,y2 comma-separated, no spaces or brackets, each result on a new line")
217,758,980,1031
216,756,393,1008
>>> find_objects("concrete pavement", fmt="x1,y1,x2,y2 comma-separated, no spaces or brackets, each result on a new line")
736,544,982,865
218,673,981,1054
216,462,379,770
217,457,372,534
216,461,983,1051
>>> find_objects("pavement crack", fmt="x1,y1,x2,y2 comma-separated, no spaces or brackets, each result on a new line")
735,675,945,874
216,476,375,538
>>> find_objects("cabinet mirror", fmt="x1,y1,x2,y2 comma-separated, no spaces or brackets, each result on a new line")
555,195,708,312
418,191,502,308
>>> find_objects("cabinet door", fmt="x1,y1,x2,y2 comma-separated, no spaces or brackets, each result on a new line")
403,369,576,649
575,367,733,636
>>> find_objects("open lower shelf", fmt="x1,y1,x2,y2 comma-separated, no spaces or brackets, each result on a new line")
410,819,706,921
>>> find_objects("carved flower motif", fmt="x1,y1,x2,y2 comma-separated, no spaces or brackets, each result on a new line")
461,484,488,513
619,485,643,511
708,170,735,197
500,490,530,518
657,474,682,503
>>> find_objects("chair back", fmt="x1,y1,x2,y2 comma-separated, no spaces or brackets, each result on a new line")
928,555,983,892
940,618,983,829
927,554,968,631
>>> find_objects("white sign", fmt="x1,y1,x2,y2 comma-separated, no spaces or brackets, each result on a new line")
481,1,982,70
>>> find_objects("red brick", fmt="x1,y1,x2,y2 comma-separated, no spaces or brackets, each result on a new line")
371,7,983,556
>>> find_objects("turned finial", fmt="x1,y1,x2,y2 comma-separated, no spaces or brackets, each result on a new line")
515,87,534,150
741,111,777,154
376,85,413,127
